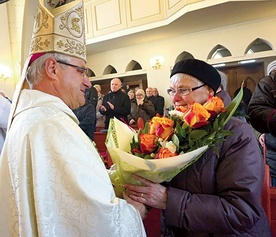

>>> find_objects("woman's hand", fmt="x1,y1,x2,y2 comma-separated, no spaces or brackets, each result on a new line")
124,174,167,209
123,191,148,220
259,133,265,147
137,99,144,106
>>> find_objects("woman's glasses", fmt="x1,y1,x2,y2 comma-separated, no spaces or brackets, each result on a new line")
167,84,206,96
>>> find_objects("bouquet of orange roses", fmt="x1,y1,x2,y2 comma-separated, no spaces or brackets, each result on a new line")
106,89,243,197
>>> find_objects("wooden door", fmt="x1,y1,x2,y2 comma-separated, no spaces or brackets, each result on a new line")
219,62,265,99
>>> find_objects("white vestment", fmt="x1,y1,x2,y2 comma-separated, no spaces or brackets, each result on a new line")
0,89,146,237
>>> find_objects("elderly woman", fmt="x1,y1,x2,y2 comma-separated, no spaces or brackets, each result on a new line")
128,88,155,125
125,59,271,236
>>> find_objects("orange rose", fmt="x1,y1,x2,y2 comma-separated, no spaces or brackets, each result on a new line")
149,117,174,141
155,147,177,159
203,96,226,117
175,106,188,113
183,103,211,128
140,134,158,154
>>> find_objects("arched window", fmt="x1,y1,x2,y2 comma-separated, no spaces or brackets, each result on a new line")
88,69,95,77
175,51,194,64
103,65,117,75
126,60,142,72
208,45,231,59
245,38,273,54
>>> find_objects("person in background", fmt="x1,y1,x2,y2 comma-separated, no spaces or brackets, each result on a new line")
216,70,231,106
249,60,276,188
234,80,252,121
0,91,11,154
0,1,147,236
127,89,135,102
94,84,105,127
99,78,131,129
73,71,97,141
258,133,276,187
152,87,165,116
125,59,271,237
248,60,276,135
146,87,153,100
134,86,140,93
128,88,155,125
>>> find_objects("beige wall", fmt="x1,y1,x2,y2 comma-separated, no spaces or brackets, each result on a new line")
1,0,276,103
87,16,276,108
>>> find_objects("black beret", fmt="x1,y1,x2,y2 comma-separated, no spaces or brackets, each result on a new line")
170,59,221,93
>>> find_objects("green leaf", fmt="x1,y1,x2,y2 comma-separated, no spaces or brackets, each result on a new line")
218,87,243,126
172,134,180,150
189,129,208,139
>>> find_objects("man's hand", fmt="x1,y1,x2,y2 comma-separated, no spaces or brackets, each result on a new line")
123,192,148,219
107,101,114,110
100,105,107,112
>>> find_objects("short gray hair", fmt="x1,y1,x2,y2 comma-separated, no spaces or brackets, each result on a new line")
217,70,228,90
170,73,202,86
26,53,72,86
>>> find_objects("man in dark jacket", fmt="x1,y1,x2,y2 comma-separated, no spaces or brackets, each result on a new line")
99,78,131,129
151,87,165,116
248,60,276,136
73,71,98,140
249,60,276,188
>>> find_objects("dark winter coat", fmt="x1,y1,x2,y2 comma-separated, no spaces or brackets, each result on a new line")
148,95,165,116
73,101,96,140
73,86,98,140
99,89,131,129
265,133,276,178
164,117,271,237
128,99,155,124
248,72,276,136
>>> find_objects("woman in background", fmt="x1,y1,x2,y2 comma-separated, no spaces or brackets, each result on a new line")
128,88,155,125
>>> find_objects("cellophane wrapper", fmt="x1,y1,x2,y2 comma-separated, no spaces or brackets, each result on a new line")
106,118,208,197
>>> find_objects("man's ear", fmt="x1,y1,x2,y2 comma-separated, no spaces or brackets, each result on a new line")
45,57,59,80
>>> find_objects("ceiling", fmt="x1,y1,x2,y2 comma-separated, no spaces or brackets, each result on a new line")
86,1,276,54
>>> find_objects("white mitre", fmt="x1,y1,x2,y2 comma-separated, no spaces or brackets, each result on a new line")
30,0,86,61
7,0,86,130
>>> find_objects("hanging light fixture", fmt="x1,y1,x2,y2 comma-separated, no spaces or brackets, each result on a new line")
0,64,11,80
150,56,164,70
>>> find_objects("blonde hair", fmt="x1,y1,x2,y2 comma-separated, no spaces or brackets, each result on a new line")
135,89,145,98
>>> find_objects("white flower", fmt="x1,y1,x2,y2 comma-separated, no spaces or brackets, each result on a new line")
169,110,185,117
165,141,177,153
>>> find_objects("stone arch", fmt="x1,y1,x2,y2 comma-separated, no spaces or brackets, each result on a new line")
175,51,194,64
245,38,273,54
125,60,142,72
103,65,117,75
207,44,232,59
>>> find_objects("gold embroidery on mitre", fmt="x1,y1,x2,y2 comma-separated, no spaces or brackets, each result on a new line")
29,0,86,61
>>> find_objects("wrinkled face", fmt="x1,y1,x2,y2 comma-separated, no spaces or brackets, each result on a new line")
135,92,144,101
146,88,153,97
168,74,210,108
152,88,158,96
57,57,91,109
110,78,122,92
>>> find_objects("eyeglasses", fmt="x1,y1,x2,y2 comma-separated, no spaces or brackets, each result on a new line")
56,60,88,77
167,84,206,96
